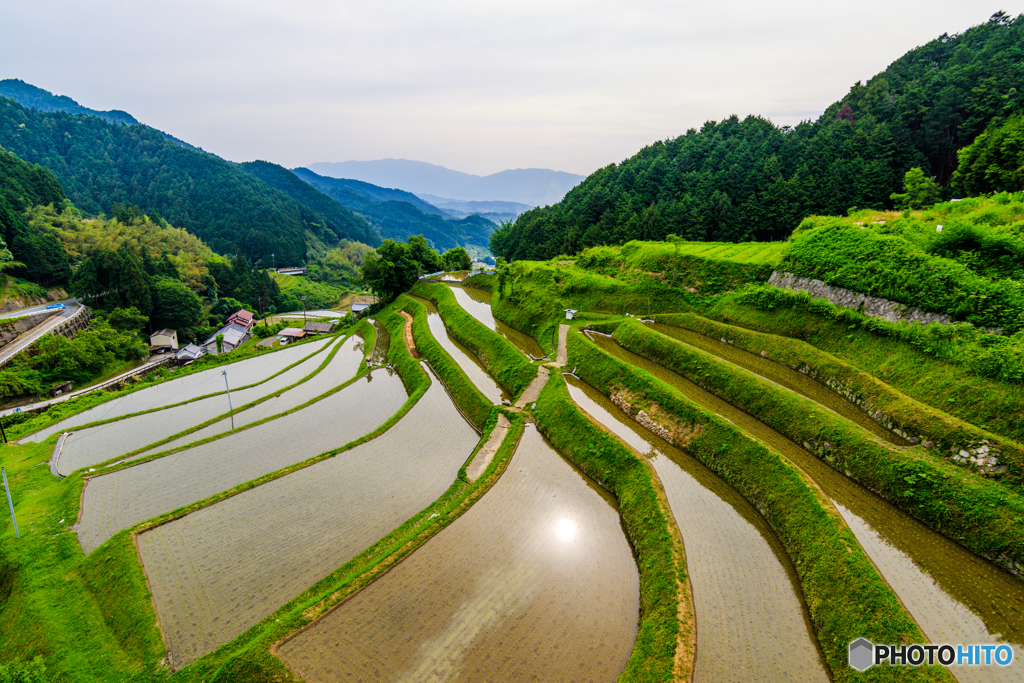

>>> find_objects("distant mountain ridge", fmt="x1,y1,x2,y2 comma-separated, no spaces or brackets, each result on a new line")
292,170,447,216
306,159,584,206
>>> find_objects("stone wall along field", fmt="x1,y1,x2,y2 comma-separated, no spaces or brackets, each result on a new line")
279,425,640,682
136,375,480,669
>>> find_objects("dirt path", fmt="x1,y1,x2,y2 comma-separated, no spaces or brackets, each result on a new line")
514,366,550,408
555,324,569,366
399,311,420,358
466,414,510,480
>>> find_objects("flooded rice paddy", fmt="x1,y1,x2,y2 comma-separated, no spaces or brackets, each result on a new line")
78,367,407,554
132,335,366,458
55,336,361,474
137,372,480,668
646,321,908,446
25,337,334,444
564,375,827,682
586,332,1024,678
278,425,639,683
411,296,508,404
447,285,545,358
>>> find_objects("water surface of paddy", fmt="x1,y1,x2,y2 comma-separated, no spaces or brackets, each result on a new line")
78,367,407,554
565,375,827,682
56,336,360,473
137,371,480,669
448,285,545,357
278,425,639,682
25,337,333,443
586,332,1024,680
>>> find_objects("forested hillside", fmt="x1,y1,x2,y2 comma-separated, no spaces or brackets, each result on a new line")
292,167,495,252
0,96,362,265
492,13,1024,261
239,161,380,247
292,168,447,215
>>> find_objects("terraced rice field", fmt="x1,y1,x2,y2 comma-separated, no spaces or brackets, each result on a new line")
133,335,366,457
77,368,407,554
53,336,360,474
586,331,1024,681
413,296,507,404
448,285,545,357
647,322,907,446
278,425,639,682
670,240,785,264
25,337,334,444
565,375,826,682
137,372,480,668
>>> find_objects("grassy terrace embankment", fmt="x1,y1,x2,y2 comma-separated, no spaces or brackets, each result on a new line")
534,372,690,682
613,319,1024,577
711,287,1024,440
411,281,537,399
396,294,491,429
654,312,1024,482
568,330,948,682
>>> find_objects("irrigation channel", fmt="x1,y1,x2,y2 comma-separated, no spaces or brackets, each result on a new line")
278,424,639,682
564,374,828,681
77,364,407,554
585,329,1024,683
137,366,480,669
409,294,509,404
51,335,362,474
24,335,334,445
447,284,546,358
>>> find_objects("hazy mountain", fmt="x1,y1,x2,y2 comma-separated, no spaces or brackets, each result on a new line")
292,169,448,216
417,195,532,223
0,79,213,156
305,159,584,206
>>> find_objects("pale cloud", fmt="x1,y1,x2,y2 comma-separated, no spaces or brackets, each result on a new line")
0,0,998,175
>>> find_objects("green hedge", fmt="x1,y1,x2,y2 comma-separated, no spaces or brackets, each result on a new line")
411,282,537,399
396,294,492,430
654,312,1024,486
568,331,947,682
534,373,685,682
614,319,1024,577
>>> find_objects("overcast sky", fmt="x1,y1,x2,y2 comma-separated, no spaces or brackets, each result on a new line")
0,1,1002,176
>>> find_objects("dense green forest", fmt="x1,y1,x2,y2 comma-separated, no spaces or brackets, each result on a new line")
491,13,1024,261
292,167,495,252
0,96,363,265
238,161,380,247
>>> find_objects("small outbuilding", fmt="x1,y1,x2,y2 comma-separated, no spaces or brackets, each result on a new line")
150,328,179,351
279,327,307,343
201,322,252,355
564,309,579,320
303,321,336,335
176,343,205,363
350,302,371,314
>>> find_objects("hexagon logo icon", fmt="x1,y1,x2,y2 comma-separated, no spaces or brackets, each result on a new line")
849,638,875,671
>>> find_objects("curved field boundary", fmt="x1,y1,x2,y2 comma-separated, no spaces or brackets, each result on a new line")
277,423,639,682
614,319,1024,578
397,294,491,429
21,331,341,444
411,282,537,399
534,372,691,683
655,312,1024,486
57,329,371,478
568,331,947,682
54,334,358,475
564,374,828,681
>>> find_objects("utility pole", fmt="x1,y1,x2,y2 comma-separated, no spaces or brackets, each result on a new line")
301,295,307,323
0,416,7,444
2,467,18,538
222,371,235,430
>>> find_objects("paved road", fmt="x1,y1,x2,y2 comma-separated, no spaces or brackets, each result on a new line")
0,297,78,319
0,300,83,366
3,353,173,418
